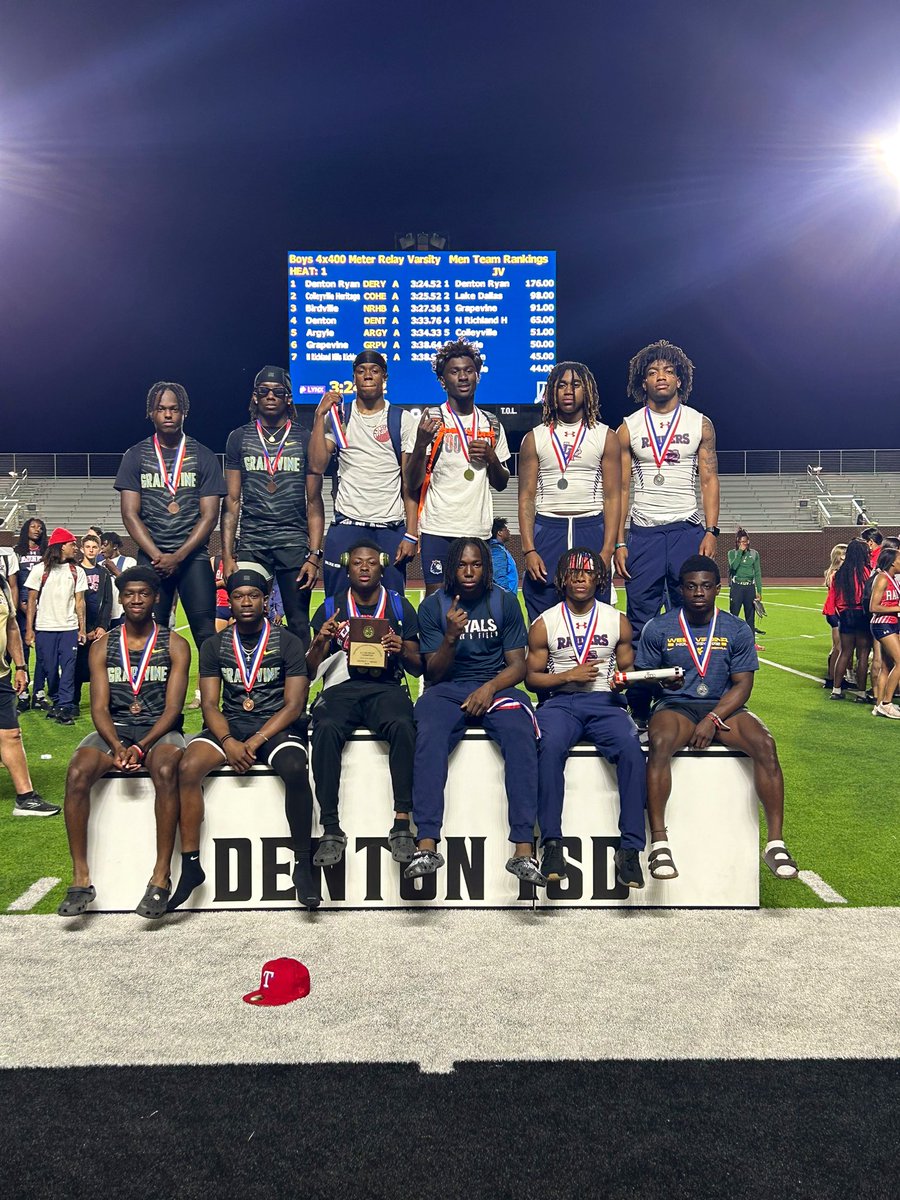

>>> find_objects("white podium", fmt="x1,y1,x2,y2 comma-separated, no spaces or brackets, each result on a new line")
84,732,758,911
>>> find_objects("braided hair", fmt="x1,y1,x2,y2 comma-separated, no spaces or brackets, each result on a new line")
554,547,608,597
541,362,601,428
146,381,190,419
443,537,494,594
626,339,694,405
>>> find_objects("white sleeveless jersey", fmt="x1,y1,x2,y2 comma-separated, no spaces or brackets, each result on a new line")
540,600,620,693
533,421,609,516
623,404,704,526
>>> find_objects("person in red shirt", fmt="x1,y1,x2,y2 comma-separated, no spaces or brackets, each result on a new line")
825,538,871,700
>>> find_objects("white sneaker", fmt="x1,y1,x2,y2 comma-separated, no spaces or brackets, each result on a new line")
875,702,900,719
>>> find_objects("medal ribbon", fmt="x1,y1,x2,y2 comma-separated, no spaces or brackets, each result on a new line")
152,434,187,499
120,622,159,699
561,601,600,666
232,620,271,696
446,404,477,463
643,403,681,469
329,403,350,451
487,697,541,740
255,419,292,478
677,607,717,678
549,420,586,475
347,587,388,620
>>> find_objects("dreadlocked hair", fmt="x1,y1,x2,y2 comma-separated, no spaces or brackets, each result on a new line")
626,339,694,405
833,538,870,611
541,362,601,428
554,547,607,597
432,339,483,379
146,381,190,418
15,518,47,557
443,537,493,594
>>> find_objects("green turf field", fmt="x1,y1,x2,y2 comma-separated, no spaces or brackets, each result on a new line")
1,588,891,914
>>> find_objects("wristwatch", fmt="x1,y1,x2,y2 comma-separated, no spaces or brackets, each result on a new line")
704,526,720,538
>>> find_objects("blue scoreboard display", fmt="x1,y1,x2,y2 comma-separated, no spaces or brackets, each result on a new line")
287,250,556,406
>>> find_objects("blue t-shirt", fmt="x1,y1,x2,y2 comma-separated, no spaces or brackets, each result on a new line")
635,607,758,701
418,587,526,685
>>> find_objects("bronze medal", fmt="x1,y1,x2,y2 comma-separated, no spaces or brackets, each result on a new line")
266,478,277,493
463,468,475,481
130,701,142,715
167,500,180,514
242,696,255,712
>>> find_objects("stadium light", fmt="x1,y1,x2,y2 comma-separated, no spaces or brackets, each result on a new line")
873,122,900,185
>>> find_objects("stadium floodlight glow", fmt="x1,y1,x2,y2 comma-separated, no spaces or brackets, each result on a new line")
873,122,900,184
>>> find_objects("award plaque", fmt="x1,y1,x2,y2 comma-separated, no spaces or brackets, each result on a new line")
348,617,391,668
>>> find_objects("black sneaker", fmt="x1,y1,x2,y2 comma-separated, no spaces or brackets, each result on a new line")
32,694,52,711
17,693,31,712
614,848,645,889
13,793,61,817
54,706,75,725
540,840,567,881
829,691,844,701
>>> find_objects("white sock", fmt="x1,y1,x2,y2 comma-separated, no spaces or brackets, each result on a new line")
764,840,786,853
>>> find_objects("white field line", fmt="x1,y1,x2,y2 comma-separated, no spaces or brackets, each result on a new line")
764,602,825,612
7,877,61,912
798,871,848,904
757,657,823,683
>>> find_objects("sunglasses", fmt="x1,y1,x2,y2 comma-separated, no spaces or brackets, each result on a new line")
255,386,290,399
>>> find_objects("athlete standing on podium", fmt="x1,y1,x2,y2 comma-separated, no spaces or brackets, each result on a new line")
614,341,720,721
222,365,323,650
308,351,419,598
518,362,620,620
405,340,512,596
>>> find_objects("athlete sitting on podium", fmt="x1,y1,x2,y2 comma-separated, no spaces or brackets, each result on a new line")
636,554,799,883
526,548,647,889
170,563,319,911
306,539,422,868
57,566,190,919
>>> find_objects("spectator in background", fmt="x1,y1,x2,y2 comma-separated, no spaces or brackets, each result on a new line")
825,538,872,701
822,543,846,690
0,542,19,611
211,553,230,632
101,532,137,628
868,544,900,719
488,518,519,593
24,528,87,726
727,528,763,650
73,533,113,716
13,518,47,709
861,527,883,569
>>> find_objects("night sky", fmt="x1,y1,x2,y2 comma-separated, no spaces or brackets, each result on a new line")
2,0,899,455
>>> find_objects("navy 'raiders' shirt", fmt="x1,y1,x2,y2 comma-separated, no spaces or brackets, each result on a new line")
224,422,312,550
199,623,307,738
115,436,226,556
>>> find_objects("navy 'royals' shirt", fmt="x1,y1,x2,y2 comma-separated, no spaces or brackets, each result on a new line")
199,624,307,739
418,588,526,686
635,608,758,701
224,422,312,550
115,435,226,557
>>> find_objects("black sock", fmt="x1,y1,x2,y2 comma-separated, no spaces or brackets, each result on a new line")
166,852,206,912
323,823,345,837
16,791,36,801
390,816,410,832
292,857,320,910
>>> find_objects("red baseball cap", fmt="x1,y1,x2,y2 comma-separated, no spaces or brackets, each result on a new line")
48,527,77,547
243,957,310,1006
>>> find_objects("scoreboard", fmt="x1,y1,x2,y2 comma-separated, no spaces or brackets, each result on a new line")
287,250,556,408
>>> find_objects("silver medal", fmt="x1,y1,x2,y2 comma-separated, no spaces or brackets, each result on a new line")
654,472,665,486
557,478,569,490
696,681,709,696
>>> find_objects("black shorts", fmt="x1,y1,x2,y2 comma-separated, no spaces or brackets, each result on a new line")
824,613,839,629
189,727,307,764
76,730,186,755
651,697,748,725
0,675,20,730
838,609,869,635
235,545,307,574
871,622,900,642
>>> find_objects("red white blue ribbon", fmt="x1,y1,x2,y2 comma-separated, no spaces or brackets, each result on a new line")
487,697,541,739
255,419,292,479
347,587,387,620
561,600,600,666
643,403,681,469
446,404,477,463
549,420,586,474
120,622,159,699
152,434,187,499
329,405,350,451
232,619,271,697
677,606,717,678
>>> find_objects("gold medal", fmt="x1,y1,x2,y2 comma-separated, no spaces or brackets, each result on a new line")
463,468,475,481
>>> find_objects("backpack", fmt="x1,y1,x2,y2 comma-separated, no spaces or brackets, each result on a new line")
346,402,404,464
324,588,404,625
38,563,78,603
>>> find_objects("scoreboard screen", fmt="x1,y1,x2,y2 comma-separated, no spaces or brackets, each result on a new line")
287,250,556,407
